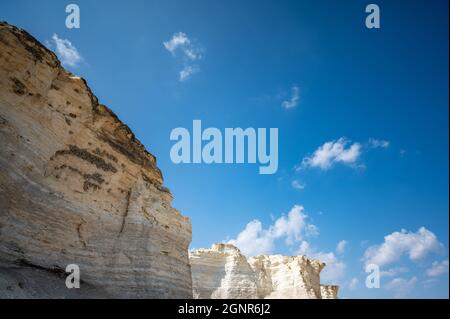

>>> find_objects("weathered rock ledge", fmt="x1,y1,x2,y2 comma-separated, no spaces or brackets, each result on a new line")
190,244,339,299
0,21,192,298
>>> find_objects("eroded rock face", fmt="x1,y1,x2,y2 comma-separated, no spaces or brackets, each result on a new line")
0,22,192,298
320,285,339,299
190,244,338,299
190,244,258,298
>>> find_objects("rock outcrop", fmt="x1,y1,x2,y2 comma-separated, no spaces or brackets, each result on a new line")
190,244,258,298
320,285,339,299
0,22,192,298
190,244,339,299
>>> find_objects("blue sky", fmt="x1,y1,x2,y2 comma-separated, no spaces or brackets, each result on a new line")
1,0,448,298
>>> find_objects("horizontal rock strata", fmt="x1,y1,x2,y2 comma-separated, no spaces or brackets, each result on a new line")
0,21,192,298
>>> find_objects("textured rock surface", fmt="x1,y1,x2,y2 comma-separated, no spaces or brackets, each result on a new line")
0,22,192,298
190,244,258,298
190,244,338,299
320,285,339,299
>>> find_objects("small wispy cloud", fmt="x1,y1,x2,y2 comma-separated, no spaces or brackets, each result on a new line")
179,65,198,82
348,277,359,290
368,138,390,149
282,85,300,109
385,276,417,298
163,32,203,81
426,260,449,277
48,34,82,67
336,240,348,254
380,267,409,277
291,179,305,190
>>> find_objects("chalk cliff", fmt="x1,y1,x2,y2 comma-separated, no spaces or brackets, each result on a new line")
190,244,339,299
0,22,192,298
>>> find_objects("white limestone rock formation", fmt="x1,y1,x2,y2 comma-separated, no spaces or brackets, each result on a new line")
320,285,339,299
0,22,192,298
190,244,339,299
190,244,258,298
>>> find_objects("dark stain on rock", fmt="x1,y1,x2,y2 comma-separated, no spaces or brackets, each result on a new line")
119,190,131,234
16,259,66,278
68,113,77,118
58,164,105,186
0,115,7,125
55,145,117,173
83,181,100,192
65,117,71,126
93,147,118,163
10,77,27,95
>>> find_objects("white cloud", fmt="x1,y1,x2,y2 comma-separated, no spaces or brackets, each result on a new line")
301,138,362,170
380,267,409,277
316,251,346,282
422,278,439,288
298,240,346,282
297,241,347,282
227,205,317,256
336,240,348,254
164,32,202,81
226,220,274,256
50,34,82,67
426,260,449,277
368,138,390,149
291,179,305,190
163,32,190,55
282,85,300,109
363,227,444,268
179,65,198,82
348,277,359,290
385,276,417,298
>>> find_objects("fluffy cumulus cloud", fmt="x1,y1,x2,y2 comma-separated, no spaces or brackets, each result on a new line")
299,137,391,171
363,227,444,268
301,138,362,170
426,260,449,277
227,205,317,256
282,85,300,109
298,241,346,282
163,32,203,81
227,206,347,283
385,276,417,298
49,34,82,67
